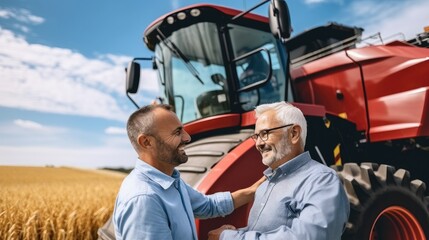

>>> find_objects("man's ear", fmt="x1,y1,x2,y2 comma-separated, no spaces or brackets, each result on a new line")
290,125,302,145
137,134,153,149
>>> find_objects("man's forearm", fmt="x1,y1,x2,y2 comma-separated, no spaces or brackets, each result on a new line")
231,187,254,209
231,176,266,209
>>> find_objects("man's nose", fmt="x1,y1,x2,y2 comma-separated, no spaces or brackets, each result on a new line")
182,130,191,143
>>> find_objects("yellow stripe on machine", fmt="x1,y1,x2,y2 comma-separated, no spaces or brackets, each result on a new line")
324,118,331,128
334,144,342,166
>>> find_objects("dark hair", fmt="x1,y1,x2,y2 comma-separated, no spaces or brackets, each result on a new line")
127,104,172,151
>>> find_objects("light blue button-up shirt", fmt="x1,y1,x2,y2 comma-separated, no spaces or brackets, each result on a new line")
113,159,234,240
221,151,350,240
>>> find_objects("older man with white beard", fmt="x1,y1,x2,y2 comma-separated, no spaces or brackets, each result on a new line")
208,101,350,240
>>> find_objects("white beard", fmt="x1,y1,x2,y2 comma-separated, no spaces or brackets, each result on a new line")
262,135,291,167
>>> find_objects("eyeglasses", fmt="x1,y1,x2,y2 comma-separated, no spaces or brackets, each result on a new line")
251,124,294,141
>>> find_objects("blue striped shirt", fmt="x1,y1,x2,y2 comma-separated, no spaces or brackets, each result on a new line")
114,159,234,240
221,151,350,240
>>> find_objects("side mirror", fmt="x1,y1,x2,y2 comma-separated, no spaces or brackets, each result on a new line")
269,0,292,39
126,61,140,94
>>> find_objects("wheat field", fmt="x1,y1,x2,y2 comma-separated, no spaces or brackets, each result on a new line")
0,166,126,240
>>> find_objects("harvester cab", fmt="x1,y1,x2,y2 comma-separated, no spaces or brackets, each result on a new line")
126,0,292,123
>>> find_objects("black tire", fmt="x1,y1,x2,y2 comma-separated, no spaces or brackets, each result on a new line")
332,162,429,240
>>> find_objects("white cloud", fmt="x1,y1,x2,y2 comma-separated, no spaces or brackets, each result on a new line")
13,23,30,33
0,27,159,121
0,120,134,169
347,0,429,40
0,145,136,169
0,7,45,24
140,69,159,92
0,9,8,18
0,119,70,148
99,53,130,66
12,119,68,136
105,127,127,135
13,119,44,130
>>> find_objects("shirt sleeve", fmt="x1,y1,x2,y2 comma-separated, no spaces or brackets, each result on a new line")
184,182,234,219
220,172,350,240
115,195,173,240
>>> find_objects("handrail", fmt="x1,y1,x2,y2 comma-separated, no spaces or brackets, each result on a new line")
291,34,360,67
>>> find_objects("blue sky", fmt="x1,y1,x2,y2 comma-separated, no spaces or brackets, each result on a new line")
1,0,428,169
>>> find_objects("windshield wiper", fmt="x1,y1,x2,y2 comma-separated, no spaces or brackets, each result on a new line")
156,28,204,85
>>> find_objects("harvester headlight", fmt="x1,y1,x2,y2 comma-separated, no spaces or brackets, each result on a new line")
166,16,175,24
177,12,186,20
190,9,201,17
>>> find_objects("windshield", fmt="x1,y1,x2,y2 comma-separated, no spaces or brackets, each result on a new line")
229,24,288,111
153,21,290,122
155,22,229,123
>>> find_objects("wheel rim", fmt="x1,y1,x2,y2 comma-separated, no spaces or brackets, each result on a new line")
370,206,426,240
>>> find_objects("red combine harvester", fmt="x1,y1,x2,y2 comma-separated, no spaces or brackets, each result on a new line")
99,0,429,239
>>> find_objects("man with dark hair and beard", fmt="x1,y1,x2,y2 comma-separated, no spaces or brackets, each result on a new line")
208,102,350,240
113,104,265,240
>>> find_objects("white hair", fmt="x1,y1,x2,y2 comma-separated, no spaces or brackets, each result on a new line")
255,101,307,148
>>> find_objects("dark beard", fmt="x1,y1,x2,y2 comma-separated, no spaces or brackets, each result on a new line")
154,136,188,166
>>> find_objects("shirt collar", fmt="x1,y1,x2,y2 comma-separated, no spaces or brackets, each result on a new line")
263,151,312,181
134,159,181,190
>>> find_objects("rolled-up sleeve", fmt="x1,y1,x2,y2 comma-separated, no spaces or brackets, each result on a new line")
185,183,234,219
